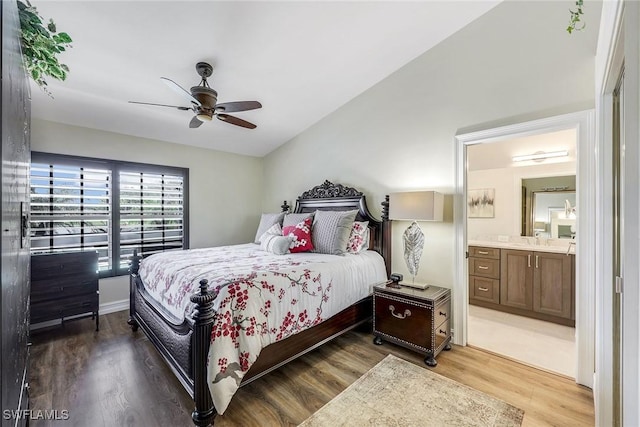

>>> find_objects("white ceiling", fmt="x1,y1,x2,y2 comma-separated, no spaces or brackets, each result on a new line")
467,129,578,171
30,1,501,157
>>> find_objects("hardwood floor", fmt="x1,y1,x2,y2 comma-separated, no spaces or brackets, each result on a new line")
29,311,594,426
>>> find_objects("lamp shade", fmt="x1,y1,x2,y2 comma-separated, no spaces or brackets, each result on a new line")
389,191,444,221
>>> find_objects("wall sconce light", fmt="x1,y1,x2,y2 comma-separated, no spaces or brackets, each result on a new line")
389,191,444,286
512,150,569,162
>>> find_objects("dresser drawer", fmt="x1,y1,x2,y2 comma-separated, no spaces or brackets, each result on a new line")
470,257,500,279
374,293,433,352
469,276,500,304
31,251,98,281
31,294,98,324
469,246,500,259
31,278,98,303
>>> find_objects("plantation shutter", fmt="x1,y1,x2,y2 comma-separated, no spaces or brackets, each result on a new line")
30,162,112,272
118,170,185,273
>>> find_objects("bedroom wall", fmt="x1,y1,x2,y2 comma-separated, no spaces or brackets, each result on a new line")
261,0,600,288
31,119,263,307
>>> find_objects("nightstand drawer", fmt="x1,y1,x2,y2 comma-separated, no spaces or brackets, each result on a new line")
469,276,499,304
374,294,433,351
470,257,500,279
31,278,98,303
469,246,500,259
31,293,98,324
435,319,450,349
434,301,449,327
31,252,98,281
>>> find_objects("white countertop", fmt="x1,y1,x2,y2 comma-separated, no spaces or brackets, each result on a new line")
468,240,575,254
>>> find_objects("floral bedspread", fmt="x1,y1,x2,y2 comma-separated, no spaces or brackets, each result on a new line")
138,244,386,414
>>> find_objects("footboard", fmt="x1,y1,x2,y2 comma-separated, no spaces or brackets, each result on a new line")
129,253,217,426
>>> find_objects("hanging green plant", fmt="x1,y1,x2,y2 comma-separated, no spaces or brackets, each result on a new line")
567,0,585,34
17,0,72,94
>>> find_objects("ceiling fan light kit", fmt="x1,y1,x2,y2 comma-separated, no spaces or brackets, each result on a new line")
130,62,261,130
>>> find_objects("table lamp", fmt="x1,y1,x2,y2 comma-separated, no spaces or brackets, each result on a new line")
389,191,444,285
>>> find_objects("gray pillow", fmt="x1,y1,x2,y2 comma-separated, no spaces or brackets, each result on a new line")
259,224,293,255
312,210,358,255
254,212,285,244
282,212,314,228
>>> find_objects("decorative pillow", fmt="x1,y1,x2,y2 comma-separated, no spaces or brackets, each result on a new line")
312,210,358,255
259,224,293,255
282,212,314,228
254,212,285,244
346,221,370,254
282,217,314,253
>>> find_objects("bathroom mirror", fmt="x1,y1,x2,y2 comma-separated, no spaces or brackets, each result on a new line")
521,176,576,238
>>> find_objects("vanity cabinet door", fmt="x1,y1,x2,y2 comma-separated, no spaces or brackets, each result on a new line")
500,249,533,310
533,252,574,319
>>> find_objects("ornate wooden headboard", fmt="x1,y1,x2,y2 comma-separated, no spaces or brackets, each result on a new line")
281,180,391,276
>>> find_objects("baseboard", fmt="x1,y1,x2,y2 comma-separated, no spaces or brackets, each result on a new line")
100,299,129,315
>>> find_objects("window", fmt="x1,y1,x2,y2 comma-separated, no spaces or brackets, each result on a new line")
30,152,189,277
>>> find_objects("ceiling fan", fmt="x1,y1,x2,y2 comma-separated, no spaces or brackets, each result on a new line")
129,62,262,129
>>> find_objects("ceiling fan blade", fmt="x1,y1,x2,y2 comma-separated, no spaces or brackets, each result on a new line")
217,114,257,129
161,77,201,106
215,101,262,113
189,116,203,128
128,101,192,111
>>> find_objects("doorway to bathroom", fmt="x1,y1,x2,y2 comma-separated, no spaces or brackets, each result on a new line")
453,110,596,389
465,130,577,378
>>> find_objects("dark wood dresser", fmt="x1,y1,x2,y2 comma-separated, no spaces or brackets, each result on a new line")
373,283,451,366
31,251,100,331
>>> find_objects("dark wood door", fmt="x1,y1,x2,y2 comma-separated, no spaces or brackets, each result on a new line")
1,1,31,425
500,249,533,310
533,252,573,319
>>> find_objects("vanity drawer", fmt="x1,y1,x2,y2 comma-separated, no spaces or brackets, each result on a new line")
469,246,500,260
470,257,500,279
469,276,500,304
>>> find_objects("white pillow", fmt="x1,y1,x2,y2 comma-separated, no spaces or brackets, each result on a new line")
346,221,370,253
254,212,285,244
259,223,293,255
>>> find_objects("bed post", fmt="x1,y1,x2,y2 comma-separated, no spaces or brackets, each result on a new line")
127,249,140,331
190,279,217,426
381,195,391,278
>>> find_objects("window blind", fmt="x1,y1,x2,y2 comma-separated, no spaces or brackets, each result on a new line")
30,162,112,272
30,153,189,278
119,171,184,272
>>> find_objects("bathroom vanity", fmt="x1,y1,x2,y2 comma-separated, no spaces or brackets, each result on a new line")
468,241,575,326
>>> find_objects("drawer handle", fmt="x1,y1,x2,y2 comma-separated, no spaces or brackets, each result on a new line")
477,250,489,255
478,287,489,292
439,311,446,316
477,265,489,270
388,305,411,319
439,329,447,335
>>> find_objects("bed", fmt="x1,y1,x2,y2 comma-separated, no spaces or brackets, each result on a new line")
128,181,392,426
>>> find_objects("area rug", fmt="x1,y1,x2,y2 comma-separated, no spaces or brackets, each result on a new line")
299,354,524,427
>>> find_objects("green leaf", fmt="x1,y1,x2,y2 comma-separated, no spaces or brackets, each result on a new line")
57,32,72,43
31,68,40,81
47,19,57,33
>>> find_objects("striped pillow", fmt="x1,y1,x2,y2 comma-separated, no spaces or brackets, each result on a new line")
259,224,292,255
312,210,358,255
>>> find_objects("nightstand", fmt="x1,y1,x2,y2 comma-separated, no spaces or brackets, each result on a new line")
373,282,451,366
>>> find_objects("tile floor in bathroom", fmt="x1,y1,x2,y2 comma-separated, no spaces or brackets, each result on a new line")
467,304,575,378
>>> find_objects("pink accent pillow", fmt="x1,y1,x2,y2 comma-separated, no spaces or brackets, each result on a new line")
347,221,369,253
283,217,314,253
